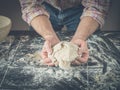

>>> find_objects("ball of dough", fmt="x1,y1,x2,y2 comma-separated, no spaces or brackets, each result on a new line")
48,41,79,69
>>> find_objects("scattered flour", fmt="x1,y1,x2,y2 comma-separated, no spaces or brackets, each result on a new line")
26,41,79,70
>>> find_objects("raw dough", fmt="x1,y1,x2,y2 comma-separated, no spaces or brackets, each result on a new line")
48,41,79,69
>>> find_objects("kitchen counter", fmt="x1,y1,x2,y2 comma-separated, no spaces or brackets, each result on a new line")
0,31,120,90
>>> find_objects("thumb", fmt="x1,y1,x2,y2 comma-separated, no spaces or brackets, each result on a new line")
45,41,52,54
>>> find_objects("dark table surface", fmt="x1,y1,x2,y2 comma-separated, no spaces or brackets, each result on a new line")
0,31,120,90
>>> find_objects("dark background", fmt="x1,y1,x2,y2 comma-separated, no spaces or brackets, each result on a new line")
0,0,120,31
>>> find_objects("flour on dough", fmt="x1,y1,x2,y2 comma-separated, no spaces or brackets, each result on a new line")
48,41,79,69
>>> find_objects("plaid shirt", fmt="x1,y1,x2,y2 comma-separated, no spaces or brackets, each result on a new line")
19,0,110,28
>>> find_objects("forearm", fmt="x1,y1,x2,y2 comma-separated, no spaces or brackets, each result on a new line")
31,15,59,42
72,16,99,41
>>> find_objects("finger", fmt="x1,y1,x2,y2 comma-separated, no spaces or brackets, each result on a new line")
41,45,47,54
71,60,81,65
78,48,82,55
47,62,55,66
40,50,48,59
42,57,53,66
41,44,50,59
80,51,89,63
44,58,52,63
45,41,52,54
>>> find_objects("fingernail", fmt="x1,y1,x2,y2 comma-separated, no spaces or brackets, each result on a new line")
80,54,82,57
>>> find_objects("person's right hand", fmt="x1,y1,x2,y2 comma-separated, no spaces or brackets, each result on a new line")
41,35,60,66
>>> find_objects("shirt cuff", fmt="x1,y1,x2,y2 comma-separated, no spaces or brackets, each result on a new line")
80,10,105,28
22,6,50,25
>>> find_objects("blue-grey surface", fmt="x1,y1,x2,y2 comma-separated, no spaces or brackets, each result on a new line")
0,31,120,90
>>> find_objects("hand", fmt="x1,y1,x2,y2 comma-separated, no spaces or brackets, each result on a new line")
41,35,60,66
71,38,89,65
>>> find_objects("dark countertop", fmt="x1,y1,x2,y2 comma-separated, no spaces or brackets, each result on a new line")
0,31,120,90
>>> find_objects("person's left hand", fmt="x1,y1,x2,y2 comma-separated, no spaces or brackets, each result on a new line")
71,38,89,65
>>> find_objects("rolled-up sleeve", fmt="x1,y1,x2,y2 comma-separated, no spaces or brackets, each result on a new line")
81,0,110,28
19,0,49,25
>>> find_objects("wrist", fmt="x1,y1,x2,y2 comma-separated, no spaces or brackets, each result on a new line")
44,35,60,46
71,35,87,42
